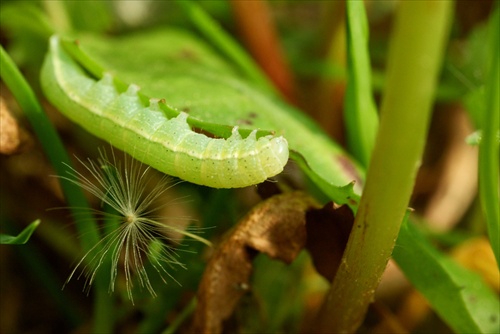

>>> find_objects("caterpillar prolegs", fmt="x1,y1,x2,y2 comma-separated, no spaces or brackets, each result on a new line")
41,36,289,188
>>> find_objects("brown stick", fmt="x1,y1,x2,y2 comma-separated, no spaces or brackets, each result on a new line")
230,0,297,104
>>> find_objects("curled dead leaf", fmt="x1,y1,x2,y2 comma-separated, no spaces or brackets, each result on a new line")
305,203,354,281
191,191,320,333
191,191,356,333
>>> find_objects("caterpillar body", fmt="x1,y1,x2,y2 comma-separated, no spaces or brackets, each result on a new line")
41,36,289,188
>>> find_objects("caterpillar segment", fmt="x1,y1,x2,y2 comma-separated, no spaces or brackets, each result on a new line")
41,35,289,188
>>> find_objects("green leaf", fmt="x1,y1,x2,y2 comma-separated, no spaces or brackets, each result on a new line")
43,28,364,203
0,2,54,73
62,1,113,33
0,220,41,245
394,222,500,334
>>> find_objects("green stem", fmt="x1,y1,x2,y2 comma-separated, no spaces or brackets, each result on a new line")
92,280,114,333
162,297,197,334
344,0,379,167
480,6,500,267
315,2,453,332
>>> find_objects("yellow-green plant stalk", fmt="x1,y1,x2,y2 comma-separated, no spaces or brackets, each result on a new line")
315,1,453,332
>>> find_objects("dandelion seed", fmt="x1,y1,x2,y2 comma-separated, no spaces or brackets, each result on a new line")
59,148,211,302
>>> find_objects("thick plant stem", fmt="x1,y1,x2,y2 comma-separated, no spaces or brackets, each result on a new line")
315,1,453,332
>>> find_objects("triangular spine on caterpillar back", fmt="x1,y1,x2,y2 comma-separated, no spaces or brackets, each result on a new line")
80,73,119,116
103,84,144,121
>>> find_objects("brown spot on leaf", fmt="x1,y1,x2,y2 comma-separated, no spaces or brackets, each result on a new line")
236,112,259,126
236,118,253,126
191,191,320,333
305,203,354,281
335,154,363,188
179,48,199,61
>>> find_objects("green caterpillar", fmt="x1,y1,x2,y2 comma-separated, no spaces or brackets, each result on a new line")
41,36,289,188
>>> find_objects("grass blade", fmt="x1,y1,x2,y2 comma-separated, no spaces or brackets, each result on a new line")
344,0,379,167
479,6,500,267
0,220,40,245
0,45,100,249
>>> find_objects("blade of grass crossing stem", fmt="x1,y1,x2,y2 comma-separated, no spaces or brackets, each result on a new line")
0,46,113,332
175,0,277,97
344,0,379,168
0,46,100,250
0,220,40,245
480,5,500,268
315,2,453,332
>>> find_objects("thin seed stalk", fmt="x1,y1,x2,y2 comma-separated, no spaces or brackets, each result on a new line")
315,1,453,332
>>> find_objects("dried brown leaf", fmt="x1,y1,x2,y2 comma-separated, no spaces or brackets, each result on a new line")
305,203,354,281
191,191,319,334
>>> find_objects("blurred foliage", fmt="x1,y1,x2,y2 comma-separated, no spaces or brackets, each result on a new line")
0,1,498,333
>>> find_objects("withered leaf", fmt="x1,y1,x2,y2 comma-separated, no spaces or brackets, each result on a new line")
305,203,354,281
191,191,320,334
